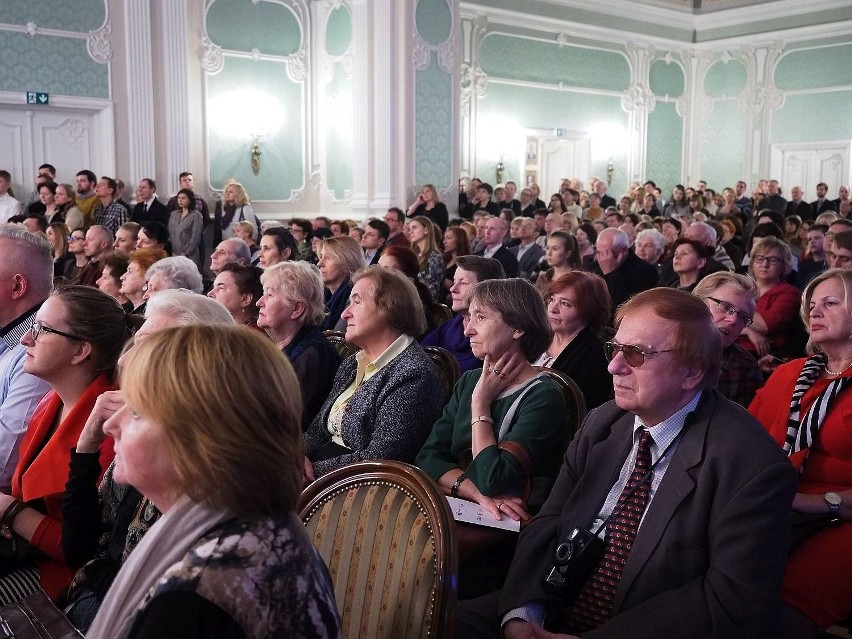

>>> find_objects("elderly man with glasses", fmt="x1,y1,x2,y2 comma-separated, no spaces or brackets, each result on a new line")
456,287,796,639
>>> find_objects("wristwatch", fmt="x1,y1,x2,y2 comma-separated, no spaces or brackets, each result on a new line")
824,492,842,516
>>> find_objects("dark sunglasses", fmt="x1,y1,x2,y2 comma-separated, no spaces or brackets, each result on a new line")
604,341,676,368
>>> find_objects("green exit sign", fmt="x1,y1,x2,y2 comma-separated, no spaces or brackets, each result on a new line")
26,92,49,105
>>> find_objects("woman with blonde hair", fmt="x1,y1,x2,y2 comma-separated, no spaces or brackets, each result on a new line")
214,181,258,245
57,183,85,230
258,261,341,428
46,222,72,277
86,325,340,638
407,183,449,232
317,235,365,331
408,215,445,301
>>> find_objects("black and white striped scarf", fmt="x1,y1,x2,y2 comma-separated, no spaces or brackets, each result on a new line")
785,352,852,464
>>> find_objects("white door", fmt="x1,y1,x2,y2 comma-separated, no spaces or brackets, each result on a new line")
0,105,106,195
770,141,852,198
539,137,591,196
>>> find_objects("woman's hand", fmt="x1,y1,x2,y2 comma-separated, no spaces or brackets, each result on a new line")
77,390,125,453
744,328,772,357
475,494,529,523
472,353,527,408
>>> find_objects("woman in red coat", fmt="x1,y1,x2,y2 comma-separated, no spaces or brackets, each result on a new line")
749,268,852,637
0,286,134,603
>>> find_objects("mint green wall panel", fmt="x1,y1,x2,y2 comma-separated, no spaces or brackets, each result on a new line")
474,0,693,42
325,62,353,199
646,102,683,196
480,34,630,91
771,91,852,143
325,5,351,56
207,0,301,56
649,60,684,98
0,32,108,98
415,59,453,189
475,83,629,195
416,0,452,45
775,45,852,90
207,58,303,200
700,100,745,190
2,0,104,32
704,60,747,97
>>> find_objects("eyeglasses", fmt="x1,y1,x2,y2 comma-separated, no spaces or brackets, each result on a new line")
31,320,83,342
706,297,753,327
752,255,782,266
69,235,85,242
604,341,677,368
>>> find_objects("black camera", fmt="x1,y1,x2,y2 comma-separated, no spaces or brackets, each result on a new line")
544,527,604,603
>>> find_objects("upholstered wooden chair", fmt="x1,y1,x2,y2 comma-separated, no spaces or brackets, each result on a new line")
323,329,361,359
299,461,457,639
534,366,587,444
429,303,454,326
423,345,461,401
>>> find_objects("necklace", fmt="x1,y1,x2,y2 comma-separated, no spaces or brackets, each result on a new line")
825,361,852,377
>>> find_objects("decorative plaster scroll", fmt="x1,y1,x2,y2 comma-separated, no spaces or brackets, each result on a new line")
201,35,223,73
25,22,38,37
621,85,657,115
86,22,112,63
556,32,569,46
342,51,353,79
736,84,784,114
437,30,456,74
285,49,307,82
60,119,86,148
675,94,688,118
460,62,488,111
413,33,431,70
251,47,261,61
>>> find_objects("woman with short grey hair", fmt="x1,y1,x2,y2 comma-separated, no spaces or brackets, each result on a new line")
142,256,203,301
258,261,341,428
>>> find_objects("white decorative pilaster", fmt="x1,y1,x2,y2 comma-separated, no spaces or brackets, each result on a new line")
460,15,488,181
123,0,156,183
734,41,785,182
159,0,190,192
623,43,656,182
681,49,715,186
349,0,372,214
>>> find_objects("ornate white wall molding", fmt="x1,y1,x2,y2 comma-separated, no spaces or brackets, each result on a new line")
123,0,156,182
201,36,223,73
87,22,112,63
158,1,191,190
412,0,458,74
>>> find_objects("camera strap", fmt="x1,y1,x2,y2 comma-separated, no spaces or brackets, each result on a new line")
590,427,685,538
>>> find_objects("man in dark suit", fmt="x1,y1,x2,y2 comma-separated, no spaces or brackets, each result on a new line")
475,216,518,277
456,288,797,639
361,218,388,265
504,181,522,217
786,186,811,219
594,180,616,210
519,187,538,217
509,217,545,279
592,228,659,311
131,178,170,227
810,182,836,217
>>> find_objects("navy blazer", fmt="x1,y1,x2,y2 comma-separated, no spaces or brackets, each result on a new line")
510,242,545,280
499,390,797,638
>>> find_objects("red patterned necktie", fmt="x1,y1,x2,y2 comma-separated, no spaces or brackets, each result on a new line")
565,428,654,632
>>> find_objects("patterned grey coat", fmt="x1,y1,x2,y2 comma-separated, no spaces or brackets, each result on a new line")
304,341,444,478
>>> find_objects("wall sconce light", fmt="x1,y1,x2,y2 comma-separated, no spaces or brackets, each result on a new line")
496,155,505,185
250,135,263,176
606,159,615,186
208,90,284,177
